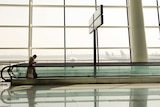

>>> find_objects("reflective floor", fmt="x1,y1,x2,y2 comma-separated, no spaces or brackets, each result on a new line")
1,82,160,107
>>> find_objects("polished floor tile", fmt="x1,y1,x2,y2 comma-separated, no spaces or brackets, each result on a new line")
1,82,160,107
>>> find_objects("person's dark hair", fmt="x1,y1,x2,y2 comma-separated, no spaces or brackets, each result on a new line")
33,54,37,58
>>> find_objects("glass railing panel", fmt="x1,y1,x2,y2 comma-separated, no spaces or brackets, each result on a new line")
3,63,160,80
147,66,160,75
130,66,160,76
13,67,66,78
130,66,150,75
97,65,160,77
36,67,66,77
12,67,27,77
65,67,94,77
13,66,94,77
96,66,131,76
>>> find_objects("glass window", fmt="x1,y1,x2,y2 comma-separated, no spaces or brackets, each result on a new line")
145,28,160,47
103,8,128,26
32,7,64,26
0,28,28,48
66,28,93,47
98,28,129,47
143,8,159,26
66,0,94,5
32,49,64,62
33,0,63,5
142,0,157,6
0,0,28,4
66,8,95,26
159,0,160,5
66,49,93,62
148,49,160,62
0,7,29,25
0,49,28,60
32,28,64,48
0,0,151,64
97,0,126,6
99,49,130,62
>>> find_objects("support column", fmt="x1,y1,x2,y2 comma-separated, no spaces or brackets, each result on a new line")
128,0,148,62
128,1,149,106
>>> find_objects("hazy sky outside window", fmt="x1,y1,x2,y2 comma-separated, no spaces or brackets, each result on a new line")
0,0,28,4
0,28,28,48
0,7,28,26
0,50,28,60
99,49,130,60
66,49,93,56
66,49,93,62
32,49,64,61
33,0,63,5
32,28,64,48
145,28,160,47
103,8,128,26
148,49,160,55
143,8,159,26
66,0,94,5
33,8,64,26
98,28,129,47
66,28,93,47
142,0,157,6
0,50,28,56
66,8,94,26
97,0,126,6
32,49,64,56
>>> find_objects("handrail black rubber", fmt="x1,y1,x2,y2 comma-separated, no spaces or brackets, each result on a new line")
11,62,160,67
1,66,12,81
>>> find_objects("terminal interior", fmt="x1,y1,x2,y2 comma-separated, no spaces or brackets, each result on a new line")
1,0,160,107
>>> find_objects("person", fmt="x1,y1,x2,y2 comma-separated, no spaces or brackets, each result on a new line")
26,54,37,79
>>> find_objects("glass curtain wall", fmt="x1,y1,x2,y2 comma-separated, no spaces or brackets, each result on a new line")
142,0,160,62
0,0,129,63
0,0,159,63
98,0,129,62
0,1,29,61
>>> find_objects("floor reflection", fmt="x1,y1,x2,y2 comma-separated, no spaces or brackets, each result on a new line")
1,83,160,107
27,86,36,107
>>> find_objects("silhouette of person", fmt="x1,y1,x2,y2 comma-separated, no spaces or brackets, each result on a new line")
26,86,37,107
26,54,37,78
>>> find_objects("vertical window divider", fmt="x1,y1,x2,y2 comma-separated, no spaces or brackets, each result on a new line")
126,0,132,62
28,0,33,58
156,0,160,36
64,0,66,77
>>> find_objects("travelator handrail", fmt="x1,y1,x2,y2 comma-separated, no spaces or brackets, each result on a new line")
1,62,160,82
1,62,95,81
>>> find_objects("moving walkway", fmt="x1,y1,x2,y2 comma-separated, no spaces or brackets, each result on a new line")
1,62,160,85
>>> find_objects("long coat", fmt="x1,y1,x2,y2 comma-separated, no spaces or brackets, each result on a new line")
26,57,37,78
